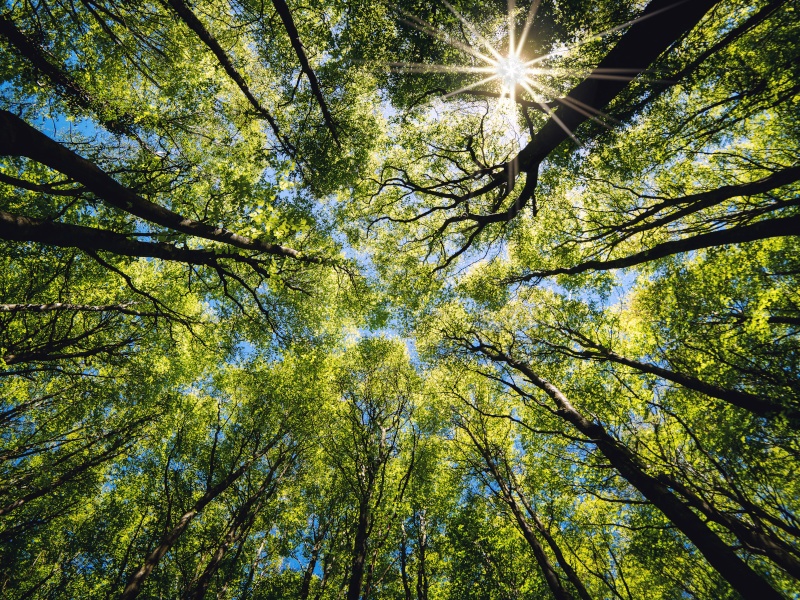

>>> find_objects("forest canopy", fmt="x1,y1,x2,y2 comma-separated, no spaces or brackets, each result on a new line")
1,0,799,598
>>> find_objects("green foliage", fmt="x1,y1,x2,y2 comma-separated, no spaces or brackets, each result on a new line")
1,0,798,598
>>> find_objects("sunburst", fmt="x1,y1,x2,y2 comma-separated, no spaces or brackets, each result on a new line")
392,0,673,141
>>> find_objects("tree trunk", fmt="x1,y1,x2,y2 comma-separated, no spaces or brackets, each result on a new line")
465,429,575,600
475,345,784,600
415,512,428,600
120,436,281,600
399,524,412,600
183,459,287,600
518,214,800,280
517,0,721,170
574,339,797,420
0,209,267,272
0,111,306,261
528,510,592,600
346,498,370,600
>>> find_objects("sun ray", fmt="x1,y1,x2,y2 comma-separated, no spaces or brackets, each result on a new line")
519,80,581,146
525,1,683,67
516,0,541,57
524,77,620,126
440,0,505,62
398,12,497,66
442,74,501,99
391,0,672,138
388,62,497,75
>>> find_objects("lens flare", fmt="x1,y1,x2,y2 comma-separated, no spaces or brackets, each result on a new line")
389,0,666,138
497,56,525,93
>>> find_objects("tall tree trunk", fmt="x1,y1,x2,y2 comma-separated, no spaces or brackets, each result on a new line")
473,344,785,600
0,209,267,272
120,436,281,600
399,524,412,600
660,475,800,579
269,0,339,142
571,336,797,420
183,459,288,600
300,523,327,600
312,551,334,600
0,111,307,261
161,0,287,148
464,428,576,600
0,16,135,135
415,511,428,600
516,214,800,281
346,497,370,600
522,500,593,600
299,545,321,600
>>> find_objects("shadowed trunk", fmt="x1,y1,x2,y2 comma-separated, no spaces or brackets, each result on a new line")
346,497,371,600
120,436,282,600
471,343,785,600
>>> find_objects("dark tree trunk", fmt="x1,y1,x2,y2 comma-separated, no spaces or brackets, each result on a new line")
473,345,784,600
465,430,576,600
415,512,428,600
183,459,287,600
299,547,320,600
518,214,800,281
572,339,797,420
0,16,135,135
269,0,338,142
399,526,412,600
120,436,281,600
0,209,273,274
0,111,308,261
517,0,721,170
346,498,371,600
162,0,286,146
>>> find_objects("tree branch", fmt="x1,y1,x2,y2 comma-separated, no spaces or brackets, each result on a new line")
0,110,318,263
162,0,291,152
511,214,800,281
271,0,339,145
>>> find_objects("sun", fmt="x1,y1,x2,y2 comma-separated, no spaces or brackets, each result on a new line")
393,0,554,106
496,56,526,94
391,0,646,140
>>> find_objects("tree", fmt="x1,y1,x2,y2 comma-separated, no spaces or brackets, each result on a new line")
1,0,799,598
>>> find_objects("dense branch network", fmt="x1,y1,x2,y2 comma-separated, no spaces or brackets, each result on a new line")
0,1,798,599
377,0,723,266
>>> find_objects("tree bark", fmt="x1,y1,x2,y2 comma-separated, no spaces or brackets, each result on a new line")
592,165,800,243
0,16,135,135
0,302,158,317
528,511,592,600
270,0,338,143
516,0,721,171
464,426,576,600
120,436,281,600
0,110,310,261
299,542,322,600
399,524,412,600
471,343,785,600
516,214,800,281
346,497,371,600
183,458,288,600
415,511,428,600
162,0,286,147
572,338,798,421
0,209,270,274
660,476,800,579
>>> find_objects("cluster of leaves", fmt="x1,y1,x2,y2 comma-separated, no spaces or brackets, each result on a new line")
1,0,799,598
